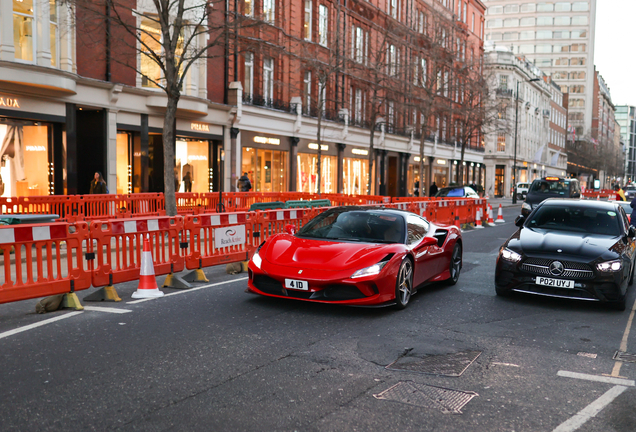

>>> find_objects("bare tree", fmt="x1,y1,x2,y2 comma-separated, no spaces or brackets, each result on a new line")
65,0,257,215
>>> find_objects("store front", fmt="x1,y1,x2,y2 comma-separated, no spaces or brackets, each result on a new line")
407,155,428,197
241,132,289,193
116,119,224,194
343,147,371,196
296,140,337,193
432,158,449,189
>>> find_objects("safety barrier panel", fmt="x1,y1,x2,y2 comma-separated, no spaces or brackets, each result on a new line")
89,216,183,288
183,212,258,269
0,221,91,304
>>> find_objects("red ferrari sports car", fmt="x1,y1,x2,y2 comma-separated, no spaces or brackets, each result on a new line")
246,206,462,308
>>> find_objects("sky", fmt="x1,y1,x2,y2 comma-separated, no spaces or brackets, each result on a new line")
594,0,635,106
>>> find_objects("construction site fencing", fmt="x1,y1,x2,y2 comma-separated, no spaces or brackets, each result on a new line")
0,221,91,304
0,198,487,306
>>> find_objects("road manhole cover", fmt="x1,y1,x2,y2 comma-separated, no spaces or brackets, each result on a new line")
374,381,478,414
613,351,636,363
386,350,481,377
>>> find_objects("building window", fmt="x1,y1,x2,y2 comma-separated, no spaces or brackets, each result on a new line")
304,0,311,40
263,57,274,102
572,16,589,25
389,0,399,19
263,0,275,22
244,52,254,98
499,75,508,90
520,17,535,26
504,4,519,13
244,0,253,17
537,3,554,12
352,26,366,63
140,18,163,88
354,88,363,124
497,134,506,152
303,71,311,114
387,44,398,76
420,58,427,86
472,13,475,32
572,2,589,11
13,0,35,62
554,16,570,26
555,2,571,11
318,5,328,46
520,3,536,12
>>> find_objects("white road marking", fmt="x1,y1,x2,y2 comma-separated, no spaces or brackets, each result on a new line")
611,296,636,377
0,311,84,341
83,306,132,314
552,385,628,432
491,362,520,367
557,370,635,387
127,277,249,304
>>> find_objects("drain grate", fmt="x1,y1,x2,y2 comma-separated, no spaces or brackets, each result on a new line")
613,351,636,363
374,381,478,414
386,350,481,377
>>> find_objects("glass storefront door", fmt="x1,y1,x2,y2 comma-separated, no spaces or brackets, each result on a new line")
495,165,505,198
116,132,132,194
0,120,52,197
242,147,288,192
297,153,337,193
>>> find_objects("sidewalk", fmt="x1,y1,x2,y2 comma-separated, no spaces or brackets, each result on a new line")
485,196,520,209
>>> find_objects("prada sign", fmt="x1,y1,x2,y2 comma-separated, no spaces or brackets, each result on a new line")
0,96,20,108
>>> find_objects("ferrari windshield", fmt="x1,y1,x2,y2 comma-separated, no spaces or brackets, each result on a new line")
296,208,406,243
526,204,621,236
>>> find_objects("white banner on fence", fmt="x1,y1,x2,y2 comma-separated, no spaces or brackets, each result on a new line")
214,225,246,249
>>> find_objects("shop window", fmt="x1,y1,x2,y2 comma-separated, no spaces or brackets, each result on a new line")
176,138,210,193
116,132,132,194
343,156,369,195
140,18,163,88
242,147,288,192
297,152,337,193
13,0,35,62
0,122,51,197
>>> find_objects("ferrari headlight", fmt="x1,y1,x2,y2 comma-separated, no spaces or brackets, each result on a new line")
522,202,532,212
597,260,622,272
500,248,522,263
251,242,266,269
351,261,389,279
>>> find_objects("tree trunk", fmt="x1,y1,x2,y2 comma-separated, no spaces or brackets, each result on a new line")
163,95,179,216
367,122,375,195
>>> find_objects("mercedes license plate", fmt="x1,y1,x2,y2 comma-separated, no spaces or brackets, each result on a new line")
284,279,309,291
535,277,574,289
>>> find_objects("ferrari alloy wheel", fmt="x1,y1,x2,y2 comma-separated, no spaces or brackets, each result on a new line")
394,259,413,309
446,243,462,286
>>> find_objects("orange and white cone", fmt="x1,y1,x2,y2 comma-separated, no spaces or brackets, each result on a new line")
495,204,505,223
487,205,495,226
132,235,164,299
597,195,600,201
475,208,484,228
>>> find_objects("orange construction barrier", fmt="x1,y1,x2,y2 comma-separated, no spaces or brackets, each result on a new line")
0,221,91,304
89,215,184,288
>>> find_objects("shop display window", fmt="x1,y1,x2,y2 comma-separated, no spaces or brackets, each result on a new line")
343,157,369,195
116,132,131,194
242,147,288,192
407,164,426,197
433,166,448,189
297,153,337,193
0,121,51,197
13,0,35,62
176,138,210,193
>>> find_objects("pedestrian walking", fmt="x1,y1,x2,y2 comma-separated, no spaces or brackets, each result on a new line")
89,171,108,194
429,181,438,197
615,184,626,201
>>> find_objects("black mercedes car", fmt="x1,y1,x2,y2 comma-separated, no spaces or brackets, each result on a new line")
496,199,636,310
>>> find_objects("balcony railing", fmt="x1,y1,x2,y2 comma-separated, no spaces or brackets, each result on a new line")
243,92,292,113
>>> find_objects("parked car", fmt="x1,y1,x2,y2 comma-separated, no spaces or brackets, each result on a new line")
434,186,480,199
495,199,636,310
515,183,530,200
521,177,581,216
624,185,636,201
610,200,632,223
247,206,463,309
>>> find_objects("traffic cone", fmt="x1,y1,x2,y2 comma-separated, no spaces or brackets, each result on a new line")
487,205,495,226
474,207,484,229
597,195,600,201
132,235,164,299
495,204,505,223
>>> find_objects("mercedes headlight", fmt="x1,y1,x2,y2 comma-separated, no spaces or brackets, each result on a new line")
351,261,389,279
522,202,532,212
597,260,622,272
500,248,522,263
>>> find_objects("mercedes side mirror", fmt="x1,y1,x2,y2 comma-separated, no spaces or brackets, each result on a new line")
629,226,636,239
514,215,526,227
285,224,296,235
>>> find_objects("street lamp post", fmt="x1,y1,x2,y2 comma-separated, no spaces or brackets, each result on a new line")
512,77,541,204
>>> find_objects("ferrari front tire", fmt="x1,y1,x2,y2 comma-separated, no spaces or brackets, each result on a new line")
394,259,413,309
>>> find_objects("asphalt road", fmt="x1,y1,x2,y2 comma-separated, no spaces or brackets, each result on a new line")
1,206,636,432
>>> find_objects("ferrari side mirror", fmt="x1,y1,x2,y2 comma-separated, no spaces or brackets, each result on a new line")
514,215,526,227
285,224,296,235
420,237,438,247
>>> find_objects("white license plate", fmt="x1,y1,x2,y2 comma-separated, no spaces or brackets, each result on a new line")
284,279,309,291
535,276,574,289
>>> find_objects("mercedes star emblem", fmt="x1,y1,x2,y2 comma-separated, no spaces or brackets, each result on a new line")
549,261,564,276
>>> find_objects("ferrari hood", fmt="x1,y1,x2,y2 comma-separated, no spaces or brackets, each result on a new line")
508,228,620,261
262,234,390,270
